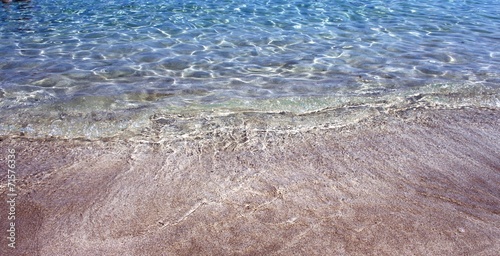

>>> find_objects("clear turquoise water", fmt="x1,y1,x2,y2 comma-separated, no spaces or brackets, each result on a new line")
1,0,499,138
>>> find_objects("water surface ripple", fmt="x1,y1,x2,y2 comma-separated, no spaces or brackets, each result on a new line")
1,0,499,138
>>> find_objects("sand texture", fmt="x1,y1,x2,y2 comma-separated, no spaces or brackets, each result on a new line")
1,107,499,255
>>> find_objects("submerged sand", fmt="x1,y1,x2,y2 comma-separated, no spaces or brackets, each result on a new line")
0,107,499,255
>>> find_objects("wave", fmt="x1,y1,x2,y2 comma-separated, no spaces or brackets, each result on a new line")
1,82,498,140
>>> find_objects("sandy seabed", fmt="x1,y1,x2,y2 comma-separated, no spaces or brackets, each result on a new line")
0,107,499,255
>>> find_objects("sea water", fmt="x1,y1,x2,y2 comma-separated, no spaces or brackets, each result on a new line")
1,0,499,139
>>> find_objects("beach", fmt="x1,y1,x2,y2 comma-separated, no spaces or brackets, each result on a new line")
1,106,499,255
1,0,500,254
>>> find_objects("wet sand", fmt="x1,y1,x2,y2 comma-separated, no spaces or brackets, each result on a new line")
1,107,499,255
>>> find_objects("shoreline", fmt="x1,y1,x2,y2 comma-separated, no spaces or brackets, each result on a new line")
1,107,499,255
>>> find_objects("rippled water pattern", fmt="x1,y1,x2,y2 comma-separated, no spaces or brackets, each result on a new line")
1,0,500,109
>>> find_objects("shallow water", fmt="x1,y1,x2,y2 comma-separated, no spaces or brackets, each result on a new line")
1,0,499,139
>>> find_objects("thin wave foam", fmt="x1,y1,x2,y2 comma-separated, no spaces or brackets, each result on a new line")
0,82,498,141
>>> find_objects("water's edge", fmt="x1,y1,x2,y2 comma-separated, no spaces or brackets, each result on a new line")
1,81,498,141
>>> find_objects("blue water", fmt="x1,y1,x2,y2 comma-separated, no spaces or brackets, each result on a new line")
1,0,499,138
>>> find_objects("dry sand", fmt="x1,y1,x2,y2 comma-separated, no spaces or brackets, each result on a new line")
0,107,499,255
